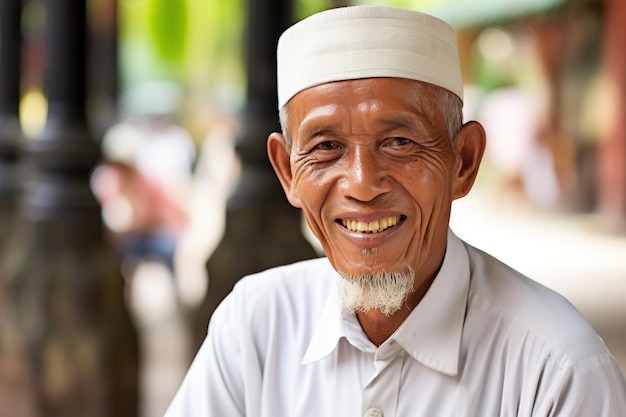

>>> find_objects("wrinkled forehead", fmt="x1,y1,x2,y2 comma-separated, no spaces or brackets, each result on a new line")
276,5,463,110
285,78,448,139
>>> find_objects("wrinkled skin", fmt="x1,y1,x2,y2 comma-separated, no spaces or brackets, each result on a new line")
268,78,485,342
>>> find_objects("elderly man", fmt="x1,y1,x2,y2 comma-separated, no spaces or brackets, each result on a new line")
164,5,626,416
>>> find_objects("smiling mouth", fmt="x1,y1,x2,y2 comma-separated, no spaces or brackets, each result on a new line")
340,215,405,234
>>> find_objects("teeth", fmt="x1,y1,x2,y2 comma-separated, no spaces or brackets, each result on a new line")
342,216,400,233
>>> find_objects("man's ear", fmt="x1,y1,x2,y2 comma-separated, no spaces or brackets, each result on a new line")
452,121,486,199
267,132,302,208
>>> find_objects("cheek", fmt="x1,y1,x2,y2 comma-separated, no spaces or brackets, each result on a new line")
298,197,333,254
290,167,332,225
290,156,340,202
400,162,456,226
292,173,345,254
401,157,453,194
291,158,331,185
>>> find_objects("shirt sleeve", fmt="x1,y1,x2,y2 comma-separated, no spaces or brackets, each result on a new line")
538,353,626,416
162,289,250,417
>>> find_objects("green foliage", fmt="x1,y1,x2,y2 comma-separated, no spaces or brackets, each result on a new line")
295,0,333,19
358,0,443,10
148,0,189,63
119,0,245,93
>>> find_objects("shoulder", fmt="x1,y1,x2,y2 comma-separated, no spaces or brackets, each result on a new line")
460,242,626,412
230,257,336,304
210,257,336,336
207,257,337,367
463,241,607,361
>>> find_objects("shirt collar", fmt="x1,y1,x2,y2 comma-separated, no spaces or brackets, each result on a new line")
392,228,470,375
301,274,345,364
302,228,470,376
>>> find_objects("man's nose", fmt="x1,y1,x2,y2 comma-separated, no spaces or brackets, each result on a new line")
338,147,391,202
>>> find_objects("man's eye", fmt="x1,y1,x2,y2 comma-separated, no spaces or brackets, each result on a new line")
316,141,340,151
389,137,412,146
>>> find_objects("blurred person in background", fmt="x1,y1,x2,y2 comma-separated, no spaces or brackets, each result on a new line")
470,25,562,210
173,100,241,308
92,81,196,285
478,83,561,209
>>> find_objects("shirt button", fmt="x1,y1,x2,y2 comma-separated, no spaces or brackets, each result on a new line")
365,408,383,417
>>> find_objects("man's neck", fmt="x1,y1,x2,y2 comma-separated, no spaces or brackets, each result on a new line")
356,308,411,347
356,274,434,346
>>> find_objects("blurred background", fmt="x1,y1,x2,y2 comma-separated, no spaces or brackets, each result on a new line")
0,0,624,416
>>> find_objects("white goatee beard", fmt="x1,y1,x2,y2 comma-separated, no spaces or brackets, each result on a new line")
338,267,415,317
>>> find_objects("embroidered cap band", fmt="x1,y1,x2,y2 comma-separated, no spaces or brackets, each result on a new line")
276,5,463,109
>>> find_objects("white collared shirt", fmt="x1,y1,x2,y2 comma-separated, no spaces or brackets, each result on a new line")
164,230,626,417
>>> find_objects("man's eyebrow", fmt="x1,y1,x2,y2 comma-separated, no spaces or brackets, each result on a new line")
300,122,341,140
376,111,431,131
298,104,340,139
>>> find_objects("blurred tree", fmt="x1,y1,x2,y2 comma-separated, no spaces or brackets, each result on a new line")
148,0,188,65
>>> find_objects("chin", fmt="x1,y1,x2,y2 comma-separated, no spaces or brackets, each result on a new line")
337,266,416,316
340,258,410,277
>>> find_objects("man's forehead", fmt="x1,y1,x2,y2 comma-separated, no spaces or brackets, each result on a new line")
288,79,440,135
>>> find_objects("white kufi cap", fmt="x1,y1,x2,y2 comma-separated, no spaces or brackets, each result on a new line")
277,5,463,109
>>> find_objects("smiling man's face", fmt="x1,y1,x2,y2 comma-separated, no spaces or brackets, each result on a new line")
268,77,483,308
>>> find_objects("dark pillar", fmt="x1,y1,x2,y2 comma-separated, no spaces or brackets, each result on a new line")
194,0,317,350
0,1,39,413
597,0,626,232
0,0,24,248
0,0,139,416
89,0,120,138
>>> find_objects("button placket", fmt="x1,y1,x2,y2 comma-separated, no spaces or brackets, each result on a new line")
364,407,383,417
362,350,405,417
